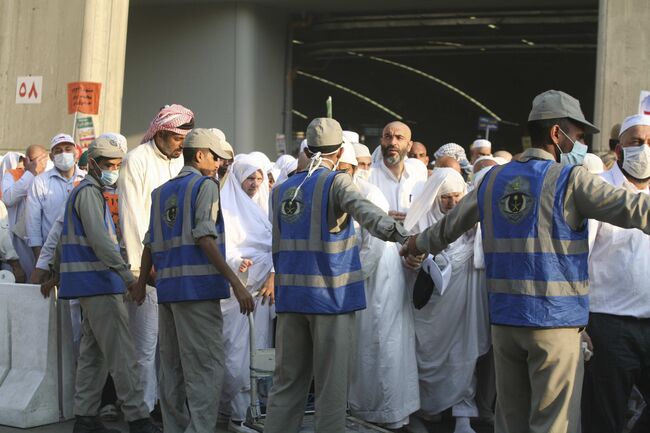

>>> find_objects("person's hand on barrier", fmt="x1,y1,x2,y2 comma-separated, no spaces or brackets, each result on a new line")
129,281,147,305
40,277,58,298
239,258,254,273
258,272,275,305
233,281,254,315
8,259,26,283
30,267,50,284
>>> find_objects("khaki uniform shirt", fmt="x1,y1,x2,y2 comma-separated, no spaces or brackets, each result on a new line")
416,148,650,254
325,170,409,244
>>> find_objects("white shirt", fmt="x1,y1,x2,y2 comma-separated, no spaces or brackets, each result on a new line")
2,169,34,236
26,166,86,247
118,140,184,272
588,163,650,318
368,158,427,212
0,201,18,261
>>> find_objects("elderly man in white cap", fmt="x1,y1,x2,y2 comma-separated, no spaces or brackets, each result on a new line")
581,114,650,433
402,90,650,433
42,136,160,433
26,133,85,262
118,104,194,415
265,117,410,433
470,139,492,164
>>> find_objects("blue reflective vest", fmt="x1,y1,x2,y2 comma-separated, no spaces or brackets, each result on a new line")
59,180,125,299
272,168,365,314
477,159,589,327
149,171,229,303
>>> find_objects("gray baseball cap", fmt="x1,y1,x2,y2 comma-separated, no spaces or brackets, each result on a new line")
183,128,232,159
528,90,599,134
88,136,126,159
306,118,344,154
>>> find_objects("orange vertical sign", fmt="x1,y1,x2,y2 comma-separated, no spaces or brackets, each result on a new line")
67,82,101,114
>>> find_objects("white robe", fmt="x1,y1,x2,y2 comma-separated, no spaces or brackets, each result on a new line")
348,178,420,426
220,154,275,421
404,169,491,416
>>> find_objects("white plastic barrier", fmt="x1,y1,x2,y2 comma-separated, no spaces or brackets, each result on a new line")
0,284,75,428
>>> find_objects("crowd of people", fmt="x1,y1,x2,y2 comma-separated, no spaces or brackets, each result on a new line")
0,88,648,433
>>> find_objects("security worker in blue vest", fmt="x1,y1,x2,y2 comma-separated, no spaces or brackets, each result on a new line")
47,137,160,433
131,128,254,433
264,118,409,433
401,90,650,433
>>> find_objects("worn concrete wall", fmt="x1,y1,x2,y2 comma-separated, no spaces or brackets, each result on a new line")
0,0,129,154
121,3,288,156
593,0,650,151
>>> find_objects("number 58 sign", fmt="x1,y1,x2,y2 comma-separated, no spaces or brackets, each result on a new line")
16,76,42,104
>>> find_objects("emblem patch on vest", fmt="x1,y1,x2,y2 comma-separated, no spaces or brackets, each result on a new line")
279,187,304,223
163,194,178,227
498,176,533,223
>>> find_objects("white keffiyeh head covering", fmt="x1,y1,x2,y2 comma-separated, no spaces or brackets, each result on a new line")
273,154,298,186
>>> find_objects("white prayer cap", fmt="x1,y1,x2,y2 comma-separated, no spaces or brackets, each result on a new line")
340,142,358,166
493,156,508,165
353,143,371,158
471,139,491,150
342,130,360,144
582,153,604,174
619,114,650,137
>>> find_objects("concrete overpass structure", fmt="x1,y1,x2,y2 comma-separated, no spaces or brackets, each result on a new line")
1,0,648,156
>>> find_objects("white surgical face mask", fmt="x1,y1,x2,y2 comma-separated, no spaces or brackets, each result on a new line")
558,128,588,165
100,169,119,186
53,152,75,171
622,145,650,180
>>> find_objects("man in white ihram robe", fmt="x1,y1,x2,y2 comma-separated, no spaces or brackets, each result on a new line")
343,133,420,429
403,168,491,433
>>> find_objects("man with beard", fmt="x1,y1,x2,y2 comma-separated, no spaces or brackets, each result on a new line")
118,104,194,416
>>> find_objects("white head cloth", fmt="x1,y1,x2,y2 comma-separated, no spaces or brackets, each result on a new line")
248,151,274,174
0,152,24,174
493,156,508,165
471,139,491,150
231,153,270,216
273,154,297,186
340,142,358,166
353,143,371,158
582,153,604,174
342,130,360,145
619,114,650,137
404,168,467,234
220,154,273,288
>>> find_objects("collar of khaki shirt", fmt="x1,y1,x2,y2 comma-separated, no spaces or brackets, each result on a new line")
518,147,555,162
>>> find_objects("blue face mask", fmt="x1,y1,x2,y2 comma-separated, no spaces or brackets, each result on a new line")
557,128,588,165
100,169,119,186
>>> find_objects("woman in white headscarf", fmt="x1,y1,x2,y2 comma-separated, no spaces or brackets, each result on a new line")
403,168,490,433
219,153,275,431
271,154,297,187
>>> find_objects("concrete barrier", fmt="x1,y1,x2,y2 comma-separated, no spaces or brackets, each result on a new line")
0,283,74,428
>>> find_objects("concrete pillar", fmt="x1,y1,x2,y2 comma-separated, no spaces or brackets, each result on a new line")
121,3,287,156
0,0,129,154
593,0,650,151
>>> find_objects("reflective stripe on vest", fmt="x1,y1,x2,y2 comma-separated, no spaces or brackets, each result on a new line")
272,168,365,314
477,160,589,327
149,172,229,303
58,180,125,299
